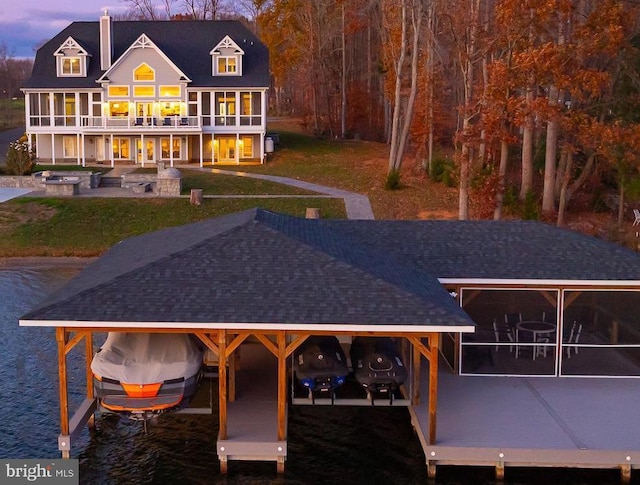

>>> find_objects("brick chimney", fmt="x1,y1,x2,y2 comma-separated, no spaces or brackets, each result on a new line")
99,10,113,71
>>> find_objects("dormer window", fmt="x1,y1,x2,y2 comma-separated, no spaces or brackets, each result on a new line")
210,35,244,77
218,57,237,74
55,36,89,77
134,63,155,81
62,58,81,75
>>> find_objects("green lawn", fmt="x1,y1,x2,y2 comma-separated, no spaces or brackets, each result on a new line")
0,197,346,257
180,169,318,195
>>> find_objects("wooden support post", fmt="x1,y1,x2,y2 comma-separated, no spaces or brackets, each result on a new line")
277,456,285,474
219,458,228,475
428,333,439,445
190,189,203,206
412,340,421,405
229,342,236,403
621,464,631,484
277,331,287,443
218,330,228,442
495,463,505,481
85,332,95,429
305,208,320,219
427,461,436,479
56,327,70,459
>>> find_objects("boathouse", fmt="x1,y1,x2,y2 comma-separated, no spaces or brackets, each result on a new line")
19,208,640,480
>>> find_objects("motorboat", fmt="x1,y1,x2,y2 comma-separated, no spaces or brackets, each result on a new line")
91,332,204,418
350,337,407,403
293,336,348,402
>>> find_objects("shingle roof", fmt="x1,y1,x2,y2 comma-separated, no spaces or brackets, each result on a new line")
23,20,269,89
21,209,640,329
318,219,640,281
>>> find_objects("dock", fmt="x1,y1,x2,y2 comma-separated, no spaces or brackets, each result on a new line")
411,362,640,481
216,342,286,472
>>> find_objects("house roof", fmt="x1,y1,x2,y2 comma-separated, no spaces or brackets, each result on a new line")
23,20,269,90
20,209,640,331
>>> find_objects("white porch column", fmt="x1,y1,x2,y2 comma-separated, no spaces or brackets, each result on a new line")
170,134,174,168
81,134,86,167
110,134,114,167
140,134,145,168
260,132,265,164
236,133,240,164
49,93,55,132
211,133,219,166
24,93,30,130
51,134,56,165
199,133,203,167
76,133,81,166
75,92,80,129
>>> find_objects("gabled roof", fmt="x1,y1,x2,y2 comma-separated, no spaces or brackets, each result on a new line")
23,20,269,90
54,36,90,56
20,209,474,331
210,35,245,55
97,33,191,83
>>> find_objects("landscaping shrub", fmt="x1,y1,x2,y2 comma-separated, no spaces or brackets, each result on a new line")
385,169,401,190
6,137,34,175
431,156,456,187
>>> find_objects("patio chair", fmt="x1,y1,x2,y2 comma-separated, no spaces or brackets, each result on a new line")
163,117,172,126
493,318,515,353
634,209,640,226
566,321,583,358
180,117,189,126
134,117,144,126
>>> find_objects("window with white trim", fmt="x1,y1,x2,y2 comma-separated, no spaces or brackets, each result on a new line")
161,138,181,159
134,63,155,81
62,57,81,75
112,138,131,159
63,136,78,158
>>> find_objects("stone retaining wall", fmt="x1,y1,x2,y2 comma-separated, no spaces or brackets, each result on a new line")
121,173,157,189
0,176,34,188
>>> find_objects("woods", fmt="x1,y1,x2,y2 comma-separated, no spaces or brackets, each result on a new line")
255,0,640,225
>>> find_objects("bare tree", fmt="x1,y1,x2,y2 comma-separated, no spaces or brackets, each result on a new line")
120,0,162,19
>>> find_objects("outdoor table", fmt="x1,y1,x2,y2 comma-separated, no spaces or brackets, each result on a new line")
515,321,556,360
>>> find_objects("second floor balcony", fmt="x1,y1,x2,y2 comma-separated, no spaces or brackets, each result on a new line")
83,115,200,130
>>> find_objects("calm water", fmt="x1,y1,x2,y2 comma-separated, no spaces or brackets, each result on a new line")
0,267,633,484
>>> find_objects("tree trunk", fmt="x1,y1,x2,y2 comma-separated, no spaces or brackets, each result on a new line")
493,139,509,220
542,87,559,214
557,150,573,227
520,110,534,200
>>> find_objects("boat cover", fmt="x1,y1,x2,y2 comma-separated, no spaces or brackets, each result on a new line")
91,333,203,384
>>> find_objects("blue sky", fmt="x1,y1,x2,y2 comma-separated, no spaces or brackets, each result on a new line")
0,1,127,58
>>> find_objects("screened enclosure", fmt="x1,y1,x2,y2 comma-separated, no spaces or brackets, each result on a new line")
447,288,640,377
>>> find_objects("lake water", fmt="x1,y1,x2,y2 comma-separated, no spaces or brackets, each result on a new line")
0,267,632,484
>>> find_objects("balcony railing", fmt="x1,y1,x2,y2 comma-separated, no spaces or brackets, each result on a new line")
81,116,201,130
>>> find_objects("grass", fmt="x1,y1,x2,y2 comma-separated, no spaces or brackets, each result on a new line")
0,98,25,128
217,129,460,220
0,197,346,257
180,169,317,196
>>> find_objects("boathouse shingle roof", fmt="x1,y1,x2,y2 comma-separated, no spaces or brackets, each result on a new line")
23,20,269,89
20,209,640,329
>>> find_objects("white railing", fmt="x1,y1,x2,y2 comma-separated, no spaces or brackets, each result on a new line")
81,116,200,130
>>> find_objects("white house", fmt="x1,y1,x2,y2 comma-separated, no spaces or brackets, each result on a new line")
22,13,270,167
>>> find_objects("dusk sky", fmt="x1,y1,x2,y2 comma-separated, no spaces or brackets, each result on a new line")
0,1,128,58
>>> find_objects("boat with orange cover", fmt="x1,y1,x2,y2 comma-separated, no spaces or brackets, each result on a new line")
91,333,204,418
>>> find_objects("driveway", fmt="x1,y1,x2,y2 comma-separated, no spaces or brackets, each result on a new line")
0,126,26,166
